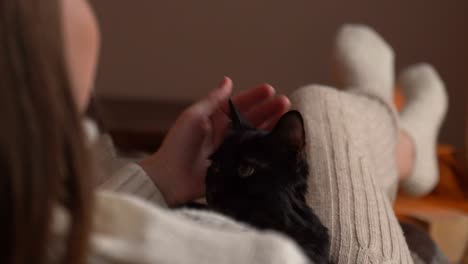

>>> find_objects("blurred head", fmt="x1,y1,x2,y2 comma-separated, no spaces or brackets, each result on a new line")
62,0,100,111
0,0,100,263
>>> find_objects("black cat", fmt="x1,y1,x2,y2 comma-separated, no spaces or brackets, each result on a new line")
205,100,330,263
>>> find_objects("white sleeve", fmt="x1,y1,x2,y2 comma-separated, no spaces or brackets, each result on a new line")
89,192,309,264
91,133,167,207
99,163,167,207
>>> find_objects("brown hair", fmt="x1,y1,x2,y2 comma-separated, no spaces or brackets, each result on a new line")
0,1,93,263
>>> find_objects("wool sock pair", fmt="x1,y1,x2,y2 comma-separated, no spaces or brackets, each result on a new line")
334,24,448,196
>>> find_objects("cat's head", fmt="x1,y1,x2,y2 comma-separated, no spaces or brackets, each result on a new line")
205,100,308,218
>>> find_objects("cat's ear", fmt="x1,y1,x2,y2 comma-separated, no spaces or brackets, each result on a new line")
270,111,305,150
229,99,253,131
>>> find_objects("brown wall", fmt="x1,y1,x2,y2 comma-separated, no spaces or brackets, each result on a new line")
90,0,468,148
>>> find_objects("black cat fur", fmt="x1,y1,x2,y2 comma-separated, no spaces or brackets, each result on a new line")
205,100,330,263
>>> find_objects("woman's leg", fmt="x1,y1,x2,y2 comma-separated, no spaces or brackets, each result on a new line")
291,24,414,263
294,24,447,263
305,65,448,263
291,85,412,263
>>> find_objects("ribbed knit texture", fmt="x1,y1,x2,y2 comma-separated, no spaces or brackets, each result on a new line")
50,192,309,264
333,24,400,201
99,163,168,206
291,85,413,263
90,134,168,206
88,192,308,264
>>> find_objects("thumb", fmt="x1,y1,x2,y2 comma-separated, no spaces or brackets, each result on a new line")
195,77,233,116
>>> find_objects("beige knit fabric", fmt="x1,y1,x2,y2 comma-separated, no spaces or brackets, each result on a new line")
50,192,308,264
99,162,168,206
332,24,400,201
291,85,413,263
90,133,168,206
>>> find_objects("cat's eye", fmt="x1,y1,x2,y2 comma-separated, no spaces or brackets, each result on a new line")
238,164,255,178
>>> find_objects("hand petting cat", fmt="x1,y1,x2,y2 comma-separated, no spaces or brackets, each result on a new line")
139,77,291,206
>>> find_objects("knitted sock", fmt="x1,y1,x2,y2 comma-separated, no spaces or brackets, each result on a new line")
334,24,395,106
398,64,448,196
291,85,412,263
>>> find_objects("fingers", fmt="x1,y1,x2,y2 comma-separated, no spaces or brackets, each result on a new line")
223,84,276,114
216,79,290,131
209,108,230,149
246,95,291,130
191,78,290,149
192,77,233,116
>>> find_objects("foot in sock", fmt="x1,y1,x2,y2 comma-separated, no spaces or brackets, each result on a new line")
398,64,448,196
333,24,395,105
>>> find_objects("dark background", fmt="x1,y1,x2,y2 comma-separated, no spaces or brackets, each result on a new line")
90,0,468,148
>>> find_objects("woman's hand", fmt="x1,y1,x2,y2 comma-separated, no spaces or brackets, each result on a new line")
139,77,290,206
